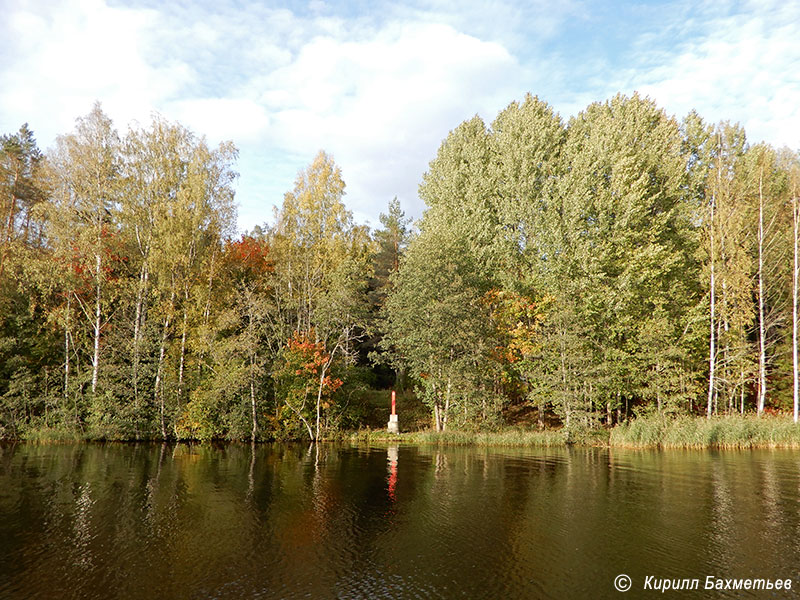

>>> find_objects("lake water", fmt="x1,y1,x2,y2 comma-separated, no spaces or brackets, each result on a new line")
1,443,800,599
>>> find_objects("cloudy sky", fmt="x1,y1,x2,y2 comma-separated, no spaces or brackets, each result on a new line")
2,0,799,233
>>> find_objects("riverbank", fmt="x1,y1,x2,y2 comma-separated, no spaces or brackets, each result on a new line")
9,414,800,449
343,427,573,447
346,414,800,449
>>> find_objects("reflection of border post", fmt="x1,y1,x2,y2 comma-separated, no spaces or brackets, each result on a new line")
388,390,399,433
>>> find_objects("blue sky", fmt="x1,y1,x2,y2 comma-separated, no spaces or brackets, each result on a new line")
2,0,798,233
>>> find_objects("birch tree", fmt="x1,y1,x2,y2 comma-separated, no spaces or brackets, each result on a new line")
269,151,371,439
740,144,786,414
788,155,800,422
47,104,121,398
120,117,194,420
140,125,236,439
699,124,752,416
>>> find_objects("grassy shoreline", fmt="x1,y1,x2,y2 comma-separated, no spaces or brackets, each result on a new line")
7,415,800,449
608,414,800,449
346,414,800,449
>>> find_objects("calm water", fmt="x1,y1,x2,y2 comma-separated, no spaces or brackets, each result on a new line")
2,443,800,599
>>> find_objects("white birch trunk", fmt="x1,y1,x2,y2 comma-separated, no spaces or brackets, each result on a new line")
155,286,175,440
315,362,325,442
707,182,717,419
91,252,101,395
757,168,767,414
64,295,70,402
132,264,148,407
250,359,258,443
442,376,451,433
177,300,188,405
314,345,339,442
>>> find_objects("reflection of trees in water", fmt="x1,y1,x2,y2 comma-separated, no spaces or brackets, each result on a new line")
5,444,800,599
71,482,94,570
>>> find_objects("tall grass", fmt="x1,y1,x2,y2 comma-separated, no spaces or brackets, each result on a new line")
15,414,800,450
343,427,569,447
19,425,85,444
610,414,800,449
347,415,800,449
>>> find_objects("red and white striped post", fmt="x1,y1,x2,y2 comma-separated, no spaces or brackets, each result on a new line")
387,390,399,433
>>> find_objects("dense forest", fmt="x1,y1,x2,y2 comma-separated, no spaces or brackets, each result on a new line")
1,93,799,441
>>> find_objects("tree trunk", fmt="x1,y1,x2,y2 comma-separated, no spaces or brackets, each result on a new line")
155,319,169,440
64,296,70,404
707,183,717,419
757,168,767,414
740,369,746,415
177,307,188,405
442,376,451,433
315,363,325,442
719,198,731,416
250,357,258,443
132,263,148,417
314,346,339,442
176,284,190,406
0,165,19,279
155,287,175,440
91,252,101,395
199,249,216,375
300,413,314,441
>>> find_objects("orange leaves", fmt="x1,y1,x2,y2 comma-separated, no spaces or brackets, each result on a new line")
322,375,343,394
59,227,129,292
223,234,273,281
286,329,329,376
484,289,549,364
277,329,342,401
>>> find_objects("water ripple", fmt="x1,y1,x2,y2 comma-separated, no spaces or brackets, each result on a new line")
3,444,800,599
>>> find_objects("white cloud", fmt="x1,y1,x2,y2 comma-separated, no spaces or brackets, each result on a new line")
166,98,271,144
5,0,795,237
247,21,521,226
0,0,553,231
1,0,192,145
622,1,800,148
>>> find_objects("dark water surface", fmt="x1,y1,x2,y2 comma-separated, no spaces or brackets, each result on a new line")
2,443,800,599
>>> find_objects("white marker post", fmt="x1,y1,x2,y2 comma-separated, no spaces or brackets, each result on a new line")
387,390,399,433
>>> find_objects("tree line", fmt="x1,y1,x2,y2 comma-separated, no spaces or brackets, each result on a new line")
1,93,799,440
383,93,800,431
0,104,402,441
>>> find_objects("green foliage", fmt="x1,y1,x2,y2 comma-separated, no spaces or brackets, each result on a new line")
556,93,699,410
381,218,499,431
385,92,707,430
2,93,800,441
372,197,412,295
176,393,222,442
